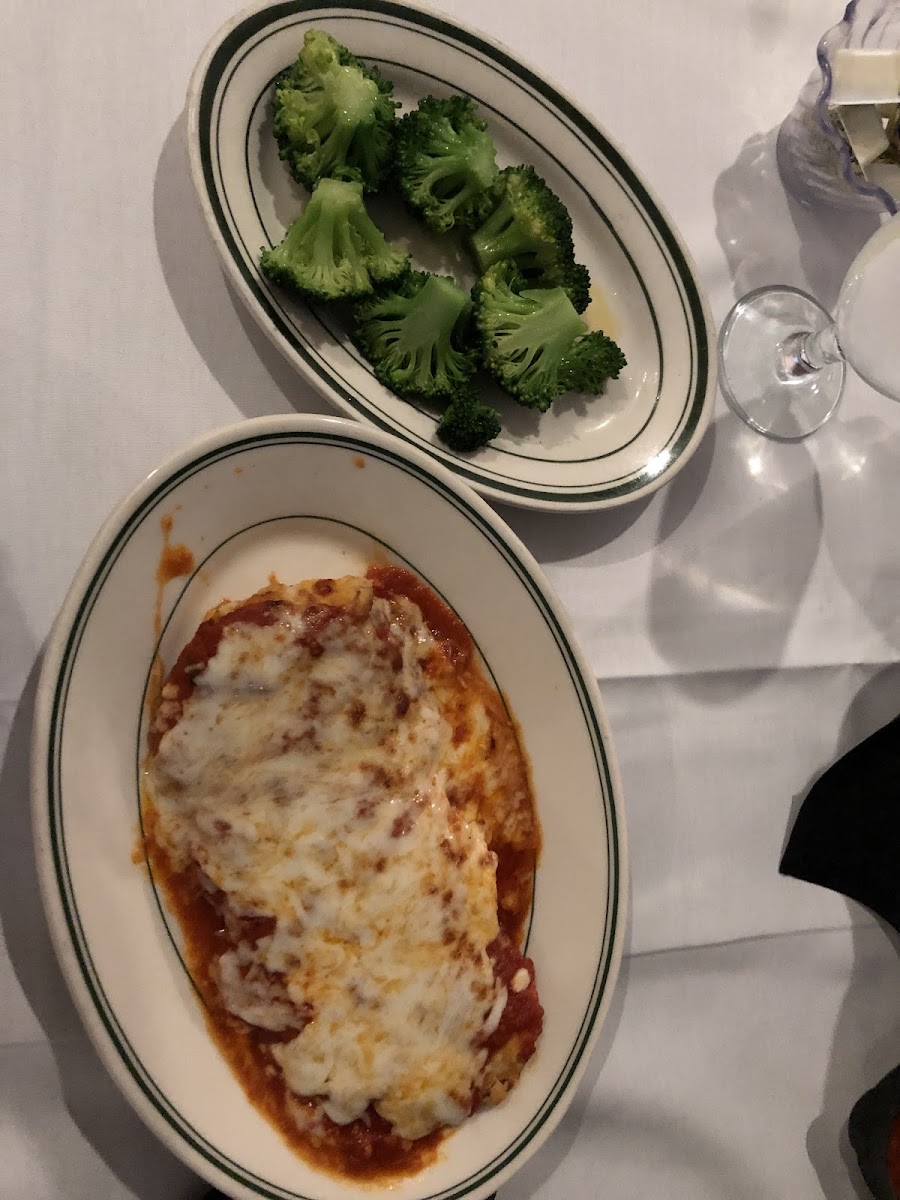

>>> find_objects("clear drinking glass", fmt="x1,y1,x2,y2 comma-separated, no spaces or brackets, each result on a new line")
718,212,900,440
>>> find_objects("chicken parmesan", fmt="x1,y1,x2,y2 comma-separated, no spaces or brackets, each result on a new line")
142,565,542,1179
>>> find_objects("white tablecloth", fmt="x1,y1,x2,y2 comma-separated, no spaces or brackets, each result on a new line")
3,0,900,1196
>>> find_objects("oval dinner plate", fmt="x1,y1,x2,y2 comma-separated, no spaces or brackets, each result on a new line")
186,0,716,512
32,415,627,1200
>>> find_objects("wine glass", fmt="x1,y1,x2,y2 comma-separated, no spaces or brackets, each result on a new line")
718,212,900,440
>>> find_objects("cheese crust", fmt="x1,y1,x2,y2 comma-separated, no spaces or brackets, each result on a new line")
144,571,542,1177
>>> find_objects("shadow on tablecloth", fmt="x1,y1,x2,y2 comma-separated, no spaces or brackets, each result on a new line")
153,112,331,425
646,412,822,700
714,130,900,656
815,415,900,652
713,125,880,313
649,407,900,700
0,661,204,1200
495,488,656,565
646,405,900,709
789,664,900,1199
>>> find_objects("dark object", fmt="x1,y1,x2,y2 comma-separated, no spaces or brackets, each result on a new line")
779,713,900,934
848,1064,900,1199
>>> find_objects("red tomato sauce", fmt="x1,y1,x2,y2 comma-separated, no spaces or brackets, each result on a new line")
142,570,542,1181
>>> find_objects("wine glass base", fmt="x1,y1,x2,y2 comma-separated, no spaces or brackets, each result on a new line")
718,286,845,441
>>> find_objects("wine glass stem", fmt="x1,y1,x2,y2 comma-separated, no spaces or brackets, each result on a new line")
778,323,843,380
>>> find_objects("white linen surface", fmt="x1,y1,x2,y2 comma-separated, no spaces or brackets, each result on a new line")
2,0,899,1196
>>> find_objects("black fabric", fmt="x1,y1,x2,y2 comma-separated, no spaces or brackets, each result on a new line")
848,1064,900,1200
780,714,900,934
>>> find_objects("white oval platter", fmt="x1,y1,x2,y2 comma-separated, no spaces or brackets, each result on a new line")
32,415,627,1200
186,1,716,512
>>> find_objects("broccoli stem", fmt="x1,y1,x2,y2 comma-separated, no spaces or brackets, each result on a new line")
303,68,376,177
347,206,389,253
422,149,495,215
494,287,586,373
463,137,498,191
284,177,390,270
421,157,472,195
292,180,353,271
346,203,405,280
399,274,468,350
366,276,468,384
422,124,496,197
261,177,408,300
469,196,536,272
352,270,477,400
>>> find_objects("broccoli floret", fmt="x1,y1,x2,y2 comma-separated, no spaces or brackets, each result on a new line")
395,95,499,233
273,29,398,191
558,260,592,317
260,177,409,302
473,262,626,412
436,391,502,452
468,165,592,311
352,271,478,401
559,327,627,394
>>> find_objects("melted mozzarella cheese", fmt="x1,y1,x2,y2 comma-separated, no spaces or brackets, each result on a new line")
149,579,505,1140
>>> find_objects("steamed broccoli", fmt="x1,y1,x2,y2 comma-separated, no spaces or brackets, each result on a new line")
468,165,592,312
473,262,626,412
352,271,478,401
436,391,501,452
273,29,398,191
556,260,592,317
395,96,499,233
260,178,409,302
